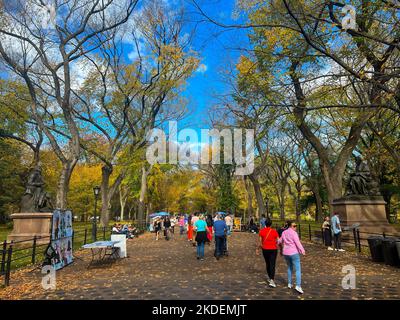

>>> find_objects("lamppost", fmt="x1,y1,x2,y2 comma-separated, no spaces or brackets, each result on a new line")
92,186,101,242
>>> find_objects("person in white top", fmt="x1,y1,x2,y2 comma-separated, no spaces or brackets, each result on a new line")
192,213,199,226
170,215,176,234
225,214,233,235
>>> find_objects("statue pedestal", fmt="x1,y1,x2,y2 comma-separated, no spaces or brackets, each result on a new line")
332,196,399,236
7,212,53,245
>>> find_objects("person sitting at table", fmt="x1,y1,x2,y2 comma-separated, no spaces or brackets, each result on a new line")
120,224,130,238
112,223,122,234
128,224,137,238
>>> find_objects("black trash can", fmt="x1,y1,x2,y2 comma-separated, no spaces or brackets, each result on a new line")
396,240,400,261
382,237,400,267
367,236,384,262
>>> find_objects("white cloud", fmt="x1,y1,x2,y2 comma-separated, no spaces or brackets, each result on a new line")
196,64,208,74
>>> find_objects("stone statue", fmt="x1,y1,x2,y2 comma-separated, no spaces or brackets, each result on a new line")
20,165,54,212
346,157,381,196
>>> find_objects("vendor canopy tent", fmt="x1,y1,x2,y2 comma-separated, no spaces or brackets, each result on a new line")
149,212,170,218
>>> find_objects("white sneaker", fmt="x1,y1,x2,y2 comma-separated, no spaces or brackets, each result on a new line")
338,249,345,252
269,280,276,288
288,283,292,289
295,286,304,294
328,247,334,251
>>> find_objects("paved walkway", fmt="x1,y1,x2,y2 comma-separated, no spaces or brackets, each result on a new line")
1,231,399,300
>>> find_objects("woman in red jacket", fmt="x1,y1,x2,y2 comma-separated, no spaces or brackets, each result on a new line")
187,214,193,242
257,218,280,288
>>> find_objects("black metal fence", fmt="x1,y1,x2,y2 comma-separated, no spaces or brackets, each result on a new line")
0,226,112,287
270,221,400,254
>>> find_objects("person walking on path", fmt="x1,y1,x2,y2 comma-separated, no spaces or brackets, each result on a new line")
154,218,162,241
213,214,227,260
191,213,199,246
187,214,193,242
194,215,210,260
322,216,333,250
170,216,176,234
225,213,233,235
260,214,267,229
278,220,290,237
278,221,306,294
331,212,345,252
164,216,171,240
206,214,214,243
257,218,280,288
179,215,185,236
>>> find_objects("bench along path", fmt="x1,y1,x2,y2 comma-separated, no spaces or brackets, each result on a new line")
0,231,399,300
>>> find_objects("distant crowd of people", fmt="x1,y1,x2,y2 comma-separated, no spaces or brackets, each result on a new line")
151,216,176,241
111,223,138,239
150,212,234,260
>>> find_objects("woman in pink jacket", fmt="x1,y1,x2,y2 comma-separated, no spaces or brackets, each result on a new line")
278,221,305,294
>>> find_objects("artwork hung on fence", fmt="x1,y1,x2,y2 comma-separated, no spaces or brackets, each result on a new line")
50,209,73,270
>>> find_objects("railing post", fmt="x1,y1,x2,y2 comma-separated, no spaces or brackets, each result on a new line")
357,229,361,253
5,245,13,286
298,224,301,239
308,224,312,241
1,240,6,273
31,236,37,265
353,228,357,249
103,227,106,240
84,229,87,245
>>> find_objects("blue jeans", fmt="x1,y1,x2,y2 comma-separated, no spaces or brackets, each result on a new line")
284,254,301,286
215,235,225,257
197,242,205,258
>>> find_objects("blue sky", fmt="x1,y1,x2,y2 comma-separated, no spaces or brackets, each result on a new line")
178,0,250,132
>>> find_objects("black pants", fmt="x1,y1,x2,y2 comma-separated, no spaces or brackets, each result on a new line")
323,229,332,246
262,249,277,280
334,232,342,249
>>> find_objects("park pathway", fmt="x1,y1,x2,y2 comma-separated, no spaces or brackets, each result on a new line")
1,231,399,300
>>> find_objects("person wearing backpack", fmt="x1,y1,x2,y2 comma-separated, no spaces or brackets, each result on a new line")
256,218,280,288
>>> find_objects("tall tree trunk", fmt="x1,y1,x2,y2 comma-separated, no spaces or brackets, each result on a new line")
56,160,77,210
138,165,151,228
120,200,125,221
100,165,112,226
295,198,299,222
249,174,267,219
320,164,343,214
100,165,125,227
312,188,324,222
278,188,285,221
119,185,128,222
244,176,253,218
